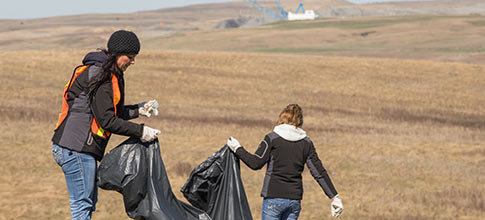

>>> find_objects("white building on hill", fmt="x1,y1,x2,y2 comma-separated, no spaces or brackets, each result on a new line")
287,10,318,21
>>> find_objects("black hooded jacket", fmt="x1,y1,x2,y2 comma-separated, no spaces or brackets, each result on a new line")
52,51,143,161
235,124,338,200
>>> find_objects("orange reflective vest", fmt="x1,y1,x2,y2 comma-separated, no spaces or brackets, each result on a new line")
55,65,121,139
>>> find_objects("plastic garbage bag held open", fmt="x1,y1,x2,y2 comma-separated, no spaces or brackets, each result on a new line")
181,145,253,220
97,138,211,220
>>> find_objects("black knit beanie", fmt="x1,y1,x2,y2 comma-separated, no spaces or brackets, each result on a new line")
107,30,140,55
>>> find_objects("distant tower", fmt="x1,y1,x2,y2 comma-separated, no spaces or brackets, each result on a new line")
243,0,317,21
243,0,288,20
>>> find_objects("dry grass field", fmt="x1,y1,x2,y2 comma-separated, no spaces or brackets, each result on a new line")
0,48,483,220
4,14,485,65
145,14,485,64
1,0,483,65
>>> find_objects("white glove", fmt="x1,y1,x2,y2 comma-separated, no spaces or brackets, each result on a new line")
138,99,159,118
226,136,241,152
141,126,160,142
331,195,343,218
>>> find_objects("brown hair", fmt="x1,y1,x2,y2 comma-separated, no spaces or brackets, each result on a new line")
277,104,303,127
87,49,123,98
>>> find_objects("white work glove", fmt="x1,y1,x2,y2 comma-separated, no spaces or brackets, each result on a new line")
138,99,159,118
140,126,160,142
226,136,241,152
331,195,343,217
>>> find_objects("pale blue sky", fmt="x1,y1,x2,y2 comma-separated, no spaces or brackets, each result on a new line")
0,0,235,19
1,0,433,19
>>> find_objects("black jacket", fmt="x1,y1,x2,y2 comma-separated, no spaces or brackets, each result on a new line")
52,51,143,161
235,124,338,200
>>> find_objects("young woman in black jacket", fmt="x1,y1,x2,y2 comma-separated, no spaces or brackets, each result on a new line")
52,30,160,219
227,104,343,219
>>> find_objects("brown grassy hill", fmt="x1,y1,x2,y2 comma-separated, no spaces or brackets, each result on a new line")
144,14,485,64
2,14,485,63
0,1,484,64
0,50,483,219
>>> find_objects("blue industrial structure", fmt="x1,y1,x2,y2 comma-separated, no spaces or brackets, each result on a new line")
243,1,313,20
295,3,305,13
243,0,288,20
244,1,317,21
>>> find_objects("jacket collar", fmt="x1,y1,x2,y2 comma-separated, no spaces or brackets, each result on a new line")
273,124,307,141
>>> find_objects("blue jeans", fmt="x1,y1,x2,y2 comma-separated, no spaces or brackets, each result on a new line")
262,198,301,220
52,144,98,220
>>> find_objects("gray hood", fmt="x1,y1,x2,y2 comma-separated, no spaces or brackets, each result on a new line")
273,124,307,141
82,51,108,66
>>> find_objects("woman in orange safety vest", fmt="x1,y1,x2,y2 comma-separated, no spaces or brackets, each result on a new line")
52,30,160,220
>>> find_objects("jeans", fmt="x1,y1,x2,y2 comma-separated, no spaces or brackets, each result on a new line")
52,144,98,220
262,198,301,220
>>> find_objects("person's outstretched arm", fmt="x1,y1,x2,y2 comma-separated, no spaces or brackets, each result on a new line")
227,135,272,170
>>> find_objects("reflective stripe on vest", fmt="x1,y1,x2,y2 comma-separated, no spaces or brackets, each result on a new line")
90,73,121,138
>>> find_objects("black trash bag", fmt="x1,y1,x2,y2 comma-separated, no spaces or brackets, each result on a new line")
98,138,211,220
96,139,148,212
181,145,253,220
